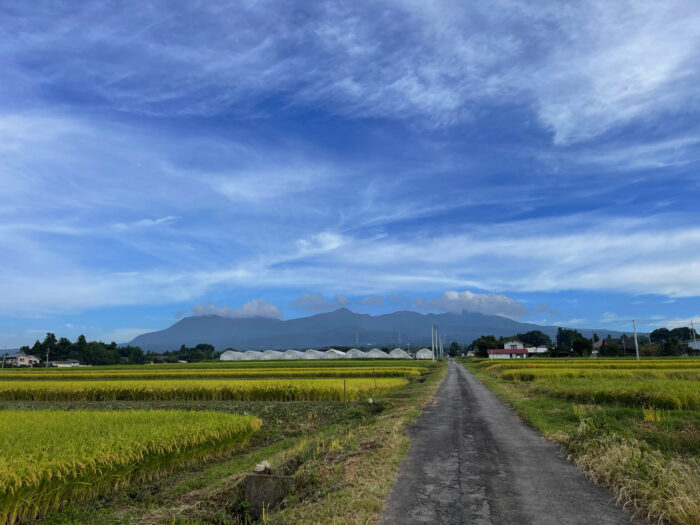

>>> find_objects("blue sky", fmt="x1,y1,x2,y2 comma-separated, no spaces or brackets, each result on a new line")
2,1,700,347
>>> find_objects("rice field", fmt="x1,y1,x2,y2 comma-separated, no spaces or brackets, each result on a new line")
0,366,423,381
479,358,700,409
466,357,700,524
0,377,408,402
0,409,261,524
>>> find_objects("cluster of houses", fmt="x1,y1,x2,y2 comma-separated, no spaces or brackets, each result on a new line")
486,341,549,359
1,351,82,368
220,347,435,361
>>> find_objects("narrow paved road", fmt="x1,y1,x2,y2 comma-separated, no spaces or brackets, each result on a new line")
381,359,636,525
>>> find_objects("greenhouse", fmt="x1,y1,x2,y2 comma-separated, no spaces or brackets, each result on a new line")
345,348,365,359
415,348,434,360
389,348,411,359
262,350,284,360
219,350,245,361
304,349,324,359
283,349,304,359
324,348,346,359
243,350,262,360
367,348,389,358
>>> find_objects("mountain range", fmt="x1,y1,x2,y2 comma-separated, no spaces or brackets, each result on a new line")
130,308,626,352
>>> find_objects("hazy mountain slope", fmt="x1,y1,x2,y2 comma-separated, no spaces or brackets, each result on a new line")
130,308,624,352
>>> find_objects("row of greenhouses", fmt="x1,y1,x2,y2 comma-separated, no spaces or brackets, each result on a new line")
220,347,435,361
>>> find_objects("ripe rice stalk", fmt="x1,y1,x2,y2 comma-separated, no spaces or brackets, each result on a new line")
0,378,408,402
0,410,261,524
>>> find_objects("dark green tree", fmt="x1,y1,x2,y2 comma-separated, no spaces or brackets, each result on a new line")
449,341,461,357
472,335,499,358
516,330,552,347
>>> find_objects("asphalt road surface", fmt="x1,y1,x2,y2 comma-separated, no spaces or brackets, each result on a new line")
381,359,637,525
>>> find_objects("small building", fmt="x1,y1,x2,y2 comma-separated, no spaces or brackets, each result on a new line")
503,340,524,350
49,359,81,367
4,352,40,367
525,346,549,355
487,349,529,359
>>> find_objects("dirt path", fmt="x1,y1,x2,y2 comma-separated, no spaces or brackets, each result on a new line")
381,359,637,524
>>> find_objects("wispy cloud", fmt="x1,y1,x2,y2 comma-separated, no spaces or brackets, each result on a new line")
414,291,528,318
190,299,282,319
290,293,350,313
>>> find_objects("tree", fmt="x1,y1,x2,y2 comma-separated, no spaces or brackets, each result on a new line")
449,341,461,357
128,347,145,364
599,342,620,357
572,338,593,357
517,330,552,347
660,338,683,356
472,335,499,358
593,333,600,343
650,328,671,343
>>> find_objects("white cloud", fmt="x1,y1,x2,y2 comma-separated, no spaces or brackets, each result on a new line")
360,296,384,306
97,327,156,343
291,293,350,313
415,291,527,318
190,299,282,319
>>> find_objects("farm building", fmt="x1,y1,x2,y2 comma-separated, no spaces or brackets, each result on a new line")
4,352,40,367
283,350,304,359
389,348,411,359
262,350,284,360
415,348,434,360
304,349,324,359
345,348,365,358
487,349,528,359
526,346,549,355
219,350,245,361
367,348,390,359
504,340,525,350
243,350,261,360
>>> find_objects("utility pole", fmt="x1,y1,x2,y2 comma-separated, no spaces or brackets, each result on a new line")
46,347,50,368
633,320,640,361
1,351,5,369
692,320,698,351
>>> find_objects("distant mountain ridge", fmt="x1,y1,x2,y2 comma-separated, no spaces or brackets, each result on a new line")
130,308,626,352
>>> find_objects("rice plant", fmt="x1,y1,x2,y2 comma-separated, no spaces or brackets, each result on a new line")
0,378,408,402
0,409,261,524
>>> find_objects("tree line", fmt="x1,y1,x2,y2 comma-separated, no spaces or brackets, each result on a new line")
18,333,223,365
448,326,699,358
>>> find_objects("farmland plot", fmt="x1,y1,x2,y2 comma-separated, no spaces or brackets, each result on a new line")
0,410,261,524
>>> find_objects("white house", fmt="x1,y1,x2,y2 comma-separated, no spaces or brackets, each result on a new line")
525,346,549,355
4,352,40,367
503,340,525,350
487,348,529,359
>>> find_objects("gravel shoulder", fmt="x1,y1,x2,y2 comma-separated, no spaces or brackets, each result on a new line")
381,359,638,525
